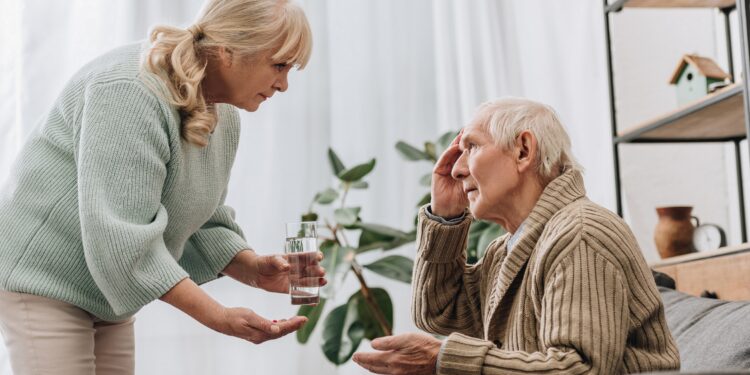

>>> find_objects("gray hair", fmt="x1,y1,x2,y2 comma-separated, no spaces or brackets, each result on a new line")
475,97,583,181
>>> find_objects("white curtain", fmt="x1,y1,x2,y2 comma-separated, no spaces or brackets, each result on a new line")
0,1,612,374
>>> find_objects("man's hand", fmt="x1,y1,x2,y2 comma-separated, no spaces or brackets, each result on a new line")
431,130,468,218
353,332,442,375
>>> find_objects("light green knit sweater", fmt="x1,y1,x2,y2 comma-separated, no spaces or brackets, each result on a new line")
0,43,249,321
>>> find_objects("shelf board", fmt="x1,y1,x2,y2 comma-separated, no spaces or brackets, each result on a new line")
650,241,750,267
605,0,736,12
624,0,736,8
615,83,746,143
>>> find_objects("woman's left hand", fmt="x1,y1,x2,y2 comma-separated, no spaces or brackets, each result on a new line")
223,250,327,293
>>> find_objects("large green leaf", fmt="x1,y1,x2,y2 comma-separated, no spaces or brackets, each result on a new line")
353,288,393,339
319,242,353,298
356,224,415,254
419,173,432,187
334,207,361,226
321,288,393,365
350,181,369,189
328,148,346,176
321,303,363,364
356,228,394,253
301,212,318,222
424,142,437,161
338,159,376,182
395,141,431,161
416,192,431,207
314,188,339,205
476,223,506,260
356,223,411,239
363,255,413,283
436,130,459,155
467,220,491,263
296,298,327,343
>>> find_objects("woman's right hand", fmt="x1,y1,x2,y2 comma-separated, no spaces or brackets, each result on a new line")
431,130,468,218
160,278,306,345
210,307,307,344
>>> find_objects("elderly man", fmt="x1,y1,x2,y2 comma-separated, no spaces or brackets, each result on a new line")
353,98,680,374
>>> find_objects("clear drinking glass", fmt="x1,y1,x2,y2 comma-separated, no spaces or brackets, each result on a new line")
285,222,320,305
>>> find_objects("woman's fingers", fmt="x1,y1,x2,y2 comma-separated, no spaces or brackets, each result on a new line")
295,276,326,287
240,312,307,344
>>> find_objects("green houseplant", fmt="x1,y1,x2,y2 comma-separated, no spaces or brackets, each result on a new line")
296,131,505,365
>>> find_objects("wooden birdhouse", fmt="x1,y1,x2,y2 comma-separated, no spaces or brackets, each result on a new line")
669,54,731,106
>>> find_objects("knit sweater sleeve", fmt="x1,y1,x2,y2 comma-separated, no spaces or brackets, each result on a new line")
179,188,249,285
411,206,485,338
76,80,188,316
437,240,630,375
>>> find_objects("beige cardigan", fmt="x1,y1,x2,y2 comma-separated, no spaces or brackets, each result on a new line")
412,170,680,374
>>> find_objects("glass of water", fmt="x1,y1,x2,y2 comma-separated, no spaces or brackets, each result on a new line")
285,222,320,305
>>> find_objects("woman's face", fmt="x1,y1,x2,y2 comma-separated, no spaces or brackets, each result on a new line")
206,48,293,111
451,120,521,221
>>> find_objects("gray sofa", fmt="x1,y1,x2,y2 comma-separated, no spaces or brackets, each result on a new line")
653,271,750,373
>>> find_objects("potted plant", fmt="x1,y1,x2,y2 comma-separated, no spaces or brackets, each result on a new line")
296,131,505,365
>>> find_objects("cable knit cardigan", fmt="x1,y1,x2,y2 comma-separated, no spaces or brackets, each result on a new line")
411,170,680,374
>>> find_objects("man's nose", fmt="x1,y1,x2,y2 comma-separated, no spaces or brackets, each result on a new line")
451,152,469,180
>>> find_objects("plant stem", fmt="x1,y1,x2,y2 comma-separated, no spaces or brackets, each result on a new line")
350,259,392,336
340,183,350,209
331,181,391,336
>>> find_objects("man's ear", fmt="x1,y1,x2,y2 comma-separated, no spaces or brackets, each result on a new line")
515,130,537,173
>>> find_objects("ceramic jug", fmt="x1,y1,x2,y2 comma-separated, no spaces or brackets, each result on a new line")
654,206,698,259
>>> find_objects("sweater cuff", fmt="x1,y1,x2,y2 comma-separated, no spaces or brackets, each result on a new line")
425,205,466,225
182,230,248,284
437,332,494,375
417,205,472,263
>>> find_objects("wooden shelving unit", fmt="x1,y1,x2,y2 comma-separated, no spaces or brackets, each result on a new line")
616,83,745,143
604,0,750,243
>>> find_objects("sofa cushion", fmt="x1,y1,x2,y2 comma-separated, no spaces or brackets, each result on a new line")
660,286,750,371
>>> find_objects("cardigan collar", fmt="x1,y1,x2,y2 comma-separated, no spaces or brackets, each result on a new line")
482,169,587,339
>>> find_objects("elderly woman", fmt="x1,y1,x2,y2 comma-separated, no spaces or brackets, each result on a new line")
354,98,680,374
0,0,325,374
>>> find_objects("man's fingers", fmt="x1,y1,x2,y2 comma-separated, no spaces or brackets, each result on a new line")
451,128,464,146
371,334,407,351
433,144,461,176
353,352,392,374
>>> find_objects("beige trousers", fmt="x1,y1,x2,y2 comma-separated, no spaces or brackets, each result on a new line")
0,290,135,375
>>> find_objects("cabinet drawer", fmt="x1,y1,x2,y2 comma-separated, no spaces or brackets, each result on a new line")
653,251,750,301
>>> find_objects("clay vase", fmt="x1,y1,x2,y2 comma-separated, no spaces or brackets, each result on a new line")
654,206,698,259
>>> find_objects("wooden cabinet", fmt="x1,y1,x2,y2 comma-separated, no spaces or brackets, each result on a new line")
651,244,750,300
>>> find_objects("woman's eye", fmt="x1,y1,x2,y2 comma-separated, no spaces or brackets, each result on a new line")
468,143,477,150
274,63,288,72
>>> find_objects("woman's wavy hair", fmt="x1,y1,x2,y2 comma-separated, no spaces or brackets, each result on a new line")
142,0,312,146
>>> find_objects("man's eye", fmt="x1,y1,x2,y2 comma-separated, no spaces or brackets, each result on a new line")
468,143,477,150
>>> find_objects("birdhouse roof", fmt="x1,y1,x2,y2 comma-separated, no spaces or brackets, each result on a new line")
669,54,731,84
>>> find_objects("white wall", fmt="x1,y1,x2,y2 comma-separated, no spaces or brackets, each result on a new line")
609,8,746,262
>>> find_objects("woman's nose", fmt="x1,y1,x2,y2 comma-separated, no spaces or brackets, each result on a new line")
451,152,469,180
274,71,289,92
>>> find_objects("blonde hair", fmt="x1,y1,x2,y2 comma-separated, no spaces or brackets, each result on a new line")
142,0,312,146
476,97,583,182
